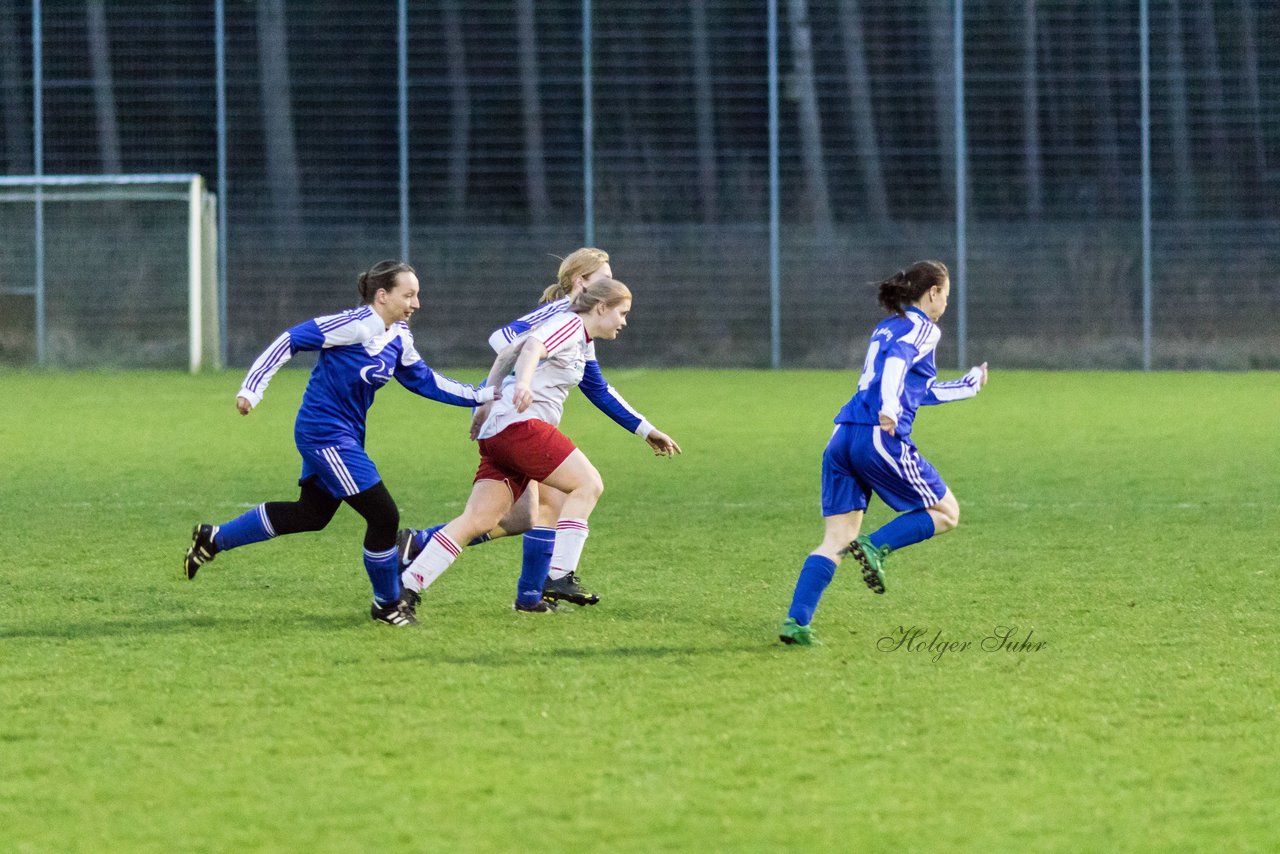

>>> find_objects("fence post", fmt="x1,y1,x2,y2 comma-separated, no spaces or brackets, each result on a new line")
582,0,594,246
398,0,410,262
1140,0,1153,371
768,0,780,369
32,0,45,365
215,0,228,368
954,0,968,369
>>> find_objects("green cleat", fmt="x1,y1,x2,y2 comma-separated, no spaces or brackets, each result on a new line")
848,535,889,594
778,617,816,646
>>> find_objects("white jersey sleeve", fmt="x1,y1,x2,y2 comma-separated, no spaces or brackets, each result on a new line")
921,366,984,405
487,298,572,353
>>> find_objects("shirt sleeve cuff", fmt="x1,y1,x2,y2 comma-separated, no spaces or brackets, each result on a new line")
237,388,262,408
635,419,655,439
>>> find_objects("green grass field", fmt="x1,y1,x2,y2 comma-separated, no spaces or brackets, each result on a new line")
2,367,1277,852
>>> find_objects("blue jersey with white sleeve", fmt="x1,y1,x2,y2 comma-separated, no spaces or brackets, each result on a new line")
488,298,653,438
237,306,491,449
836,306,981,440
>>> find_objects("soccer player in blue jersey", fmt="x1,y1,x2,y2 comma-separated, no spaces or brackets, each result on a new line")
398,248,680,607
182,260,496,626
779,260,989,646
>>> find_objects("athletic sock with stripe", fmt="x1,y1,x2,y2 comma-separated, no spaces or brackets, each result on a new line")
214,504,276,551
548,518,589,579
401,530,463,594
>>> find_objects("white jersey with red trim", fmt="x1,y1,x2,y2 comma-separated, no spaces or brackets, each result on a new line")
478,310,594,440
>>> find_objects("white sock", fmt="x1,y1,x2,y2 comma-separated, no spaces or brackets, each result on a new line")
401,531,462,593
548,518,589,579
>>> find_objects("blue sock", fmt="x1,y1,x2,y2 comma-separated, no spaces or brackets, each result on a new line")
787,554,837,625
516,527,556,605
414,523,489,550
364,545,401,604
869,509,936,553
412,524,445,552
214,505,276,552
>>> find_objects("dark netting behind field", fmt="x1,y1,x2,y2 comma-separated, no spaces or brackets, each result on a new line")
2,1,1277,370
0,183,209,368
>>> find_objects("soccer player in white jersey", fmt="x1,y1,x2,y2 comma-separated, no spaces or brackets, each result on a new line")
398,277,681,617
398,248,681,607
779,261,989,646
182,260,496,626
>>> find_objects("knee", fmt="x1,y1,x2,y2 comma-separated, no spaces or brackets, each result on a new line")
934,501,960,533
299,517,329,533
463,506,505,538
296,504,338,533
577,471,604,502
362,513,398,548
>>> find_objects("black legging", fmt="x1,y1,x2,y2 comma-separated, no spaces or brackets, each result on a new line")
263,478,400,552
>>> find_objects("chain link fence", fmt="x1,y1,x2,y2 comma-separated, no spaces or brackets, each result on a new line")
1,1,1276,370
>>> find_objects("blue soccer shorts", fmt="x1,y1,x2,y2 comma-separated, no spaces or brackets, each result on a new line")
820,423,948,516
297,443,382,498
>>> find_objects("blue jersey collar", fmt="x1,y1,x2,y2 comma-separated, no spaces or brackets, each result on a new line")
906,306,931,321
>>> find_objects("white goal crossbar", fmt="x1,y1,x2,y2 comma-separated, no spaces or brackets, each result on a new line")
0,173,220,372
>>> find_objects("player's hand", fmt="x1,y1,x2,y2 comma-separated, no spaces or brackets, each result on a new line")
645,429,682,458
236,396,253,416
977,362,989,387
513,383,534,412
469,402,492,441
878,412,896,435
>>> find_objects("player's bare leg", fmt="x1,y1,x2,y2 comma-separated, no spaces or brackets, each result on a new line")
399,480,515,618
535,451,604,606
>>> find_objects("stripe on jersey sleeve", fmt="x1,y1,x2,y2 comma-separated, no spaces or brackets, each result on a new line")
538,316,584,354
243,332,294,394
490,299,570,350
909,319,940,362
316,306,380,348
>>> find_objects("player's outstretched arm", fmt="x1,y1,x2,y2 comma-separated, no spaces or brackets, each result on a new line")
644,428,682,457
920,361,990,406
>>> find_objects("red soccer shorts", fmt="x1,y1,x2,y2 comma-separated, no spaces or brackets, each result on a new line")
475,419,577,501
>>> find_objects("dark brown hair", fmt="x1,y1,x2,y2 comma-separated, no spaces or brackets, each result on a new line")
357,260,415,304
877,260,949,315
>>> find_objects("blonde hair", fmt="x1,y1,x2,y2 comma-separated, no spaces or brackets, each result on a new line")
569,278,632,315
539,247,610,304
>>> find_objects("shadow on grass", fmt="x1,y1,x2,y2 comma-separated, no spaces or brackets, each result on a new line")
0,612,362,640
412,641,781,668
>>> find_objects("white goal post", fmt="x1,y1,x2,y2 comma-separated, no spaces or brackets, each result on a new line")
0,173,220,372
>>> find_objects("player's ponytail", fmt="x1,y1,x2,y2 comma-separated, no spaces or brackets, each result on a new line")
570,278,632,315
540,247,610,304
877,260,948,315
358,260,415,304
